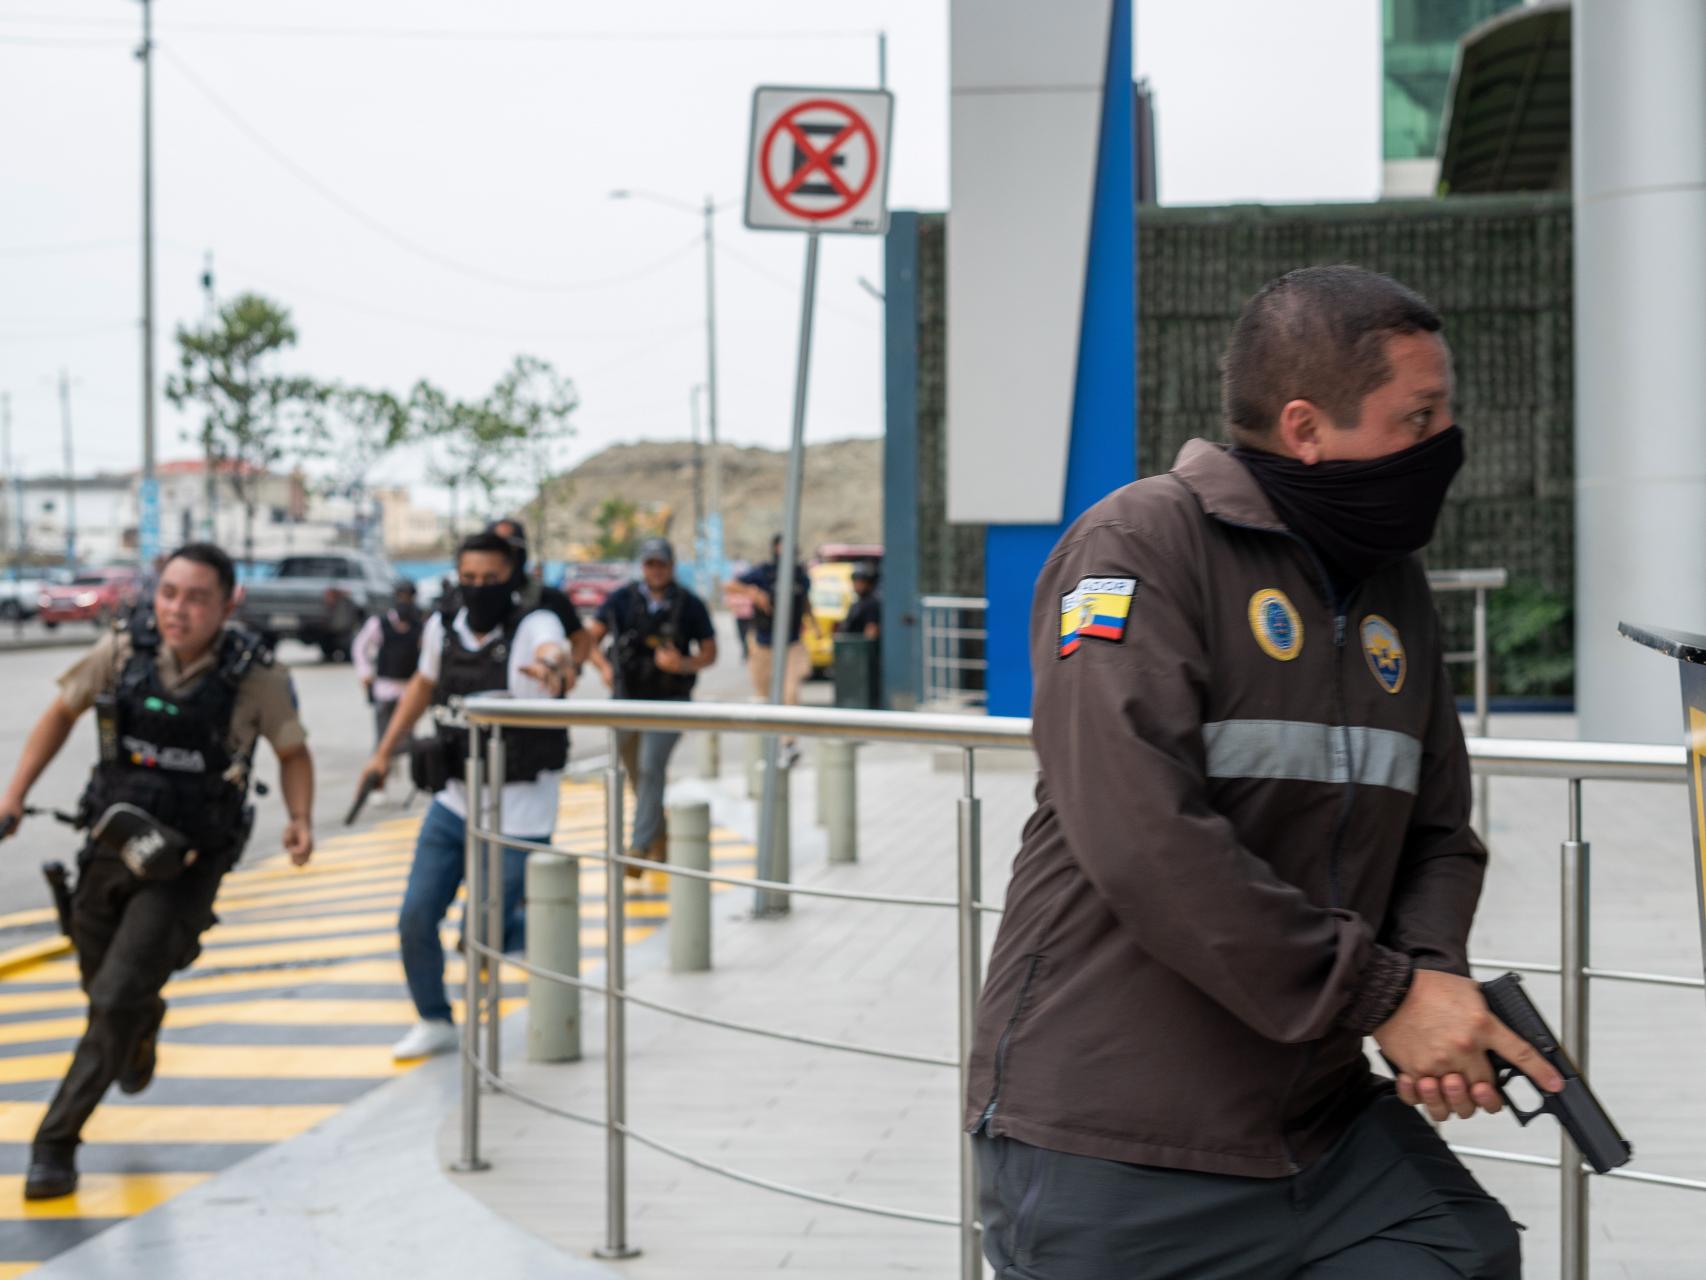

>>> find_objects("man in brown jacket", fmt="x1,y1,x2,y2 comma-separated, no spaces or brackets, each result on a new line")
966,267,1562,1278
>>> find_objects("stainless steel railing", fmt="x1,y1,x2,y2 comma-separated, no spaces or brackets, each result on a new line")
453,696,1699,1280
921,594,990,711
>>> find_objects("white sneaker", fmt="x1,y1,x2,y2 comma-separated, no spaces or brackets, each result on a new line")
392,1019,458,1061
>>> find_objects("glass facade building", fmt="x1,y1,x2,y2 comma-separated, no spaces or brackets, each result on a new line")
1382,0,1521,163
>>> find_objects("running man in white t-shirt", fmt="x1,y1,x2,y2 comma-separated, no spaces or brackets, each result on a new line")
361,531,590,1060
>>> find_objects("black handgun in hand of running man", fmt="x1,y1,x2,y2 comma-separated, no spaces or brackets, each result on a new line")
1481,972,1632,1174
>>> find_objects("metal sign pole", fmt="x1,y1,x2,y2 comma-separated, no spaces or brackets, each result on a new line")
754,230,820,917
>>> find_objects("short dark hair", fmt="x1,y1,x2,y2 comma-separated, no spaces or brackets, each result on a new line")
164,542,236,600
456,530,516,563
1221,265,1443,445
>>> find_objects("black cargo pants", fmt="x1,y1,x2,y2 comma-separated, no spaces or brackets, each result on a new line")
33,846,229,1155
975,1094,1521,1279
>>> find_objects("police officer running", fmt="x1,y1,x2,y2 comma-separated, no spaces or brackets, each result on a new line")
586,537,717,877
967,267,1564,1278
352,579,423,796
360,531,589,1061
0,543,315,1200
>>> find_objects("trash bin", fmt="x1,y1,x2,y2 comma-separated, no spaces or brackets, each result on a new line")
832,634,881,709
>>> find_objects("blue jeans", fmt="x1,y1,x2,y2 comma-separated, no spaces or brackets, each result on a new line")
617,728,683,852
398,799,550,1024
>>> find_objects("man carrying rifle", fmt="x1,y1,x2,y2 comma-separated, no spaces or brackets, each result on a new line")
968,268,1564,1278
0,544,315,1201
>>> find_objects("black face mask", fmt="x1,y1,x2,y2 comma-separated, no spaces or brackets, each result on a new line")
1232,426,1464,598
462,581,516,635
394,601,421,625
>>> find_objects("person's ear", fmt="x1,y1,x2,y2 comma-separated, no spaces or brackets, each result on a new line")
1275,399,1328,465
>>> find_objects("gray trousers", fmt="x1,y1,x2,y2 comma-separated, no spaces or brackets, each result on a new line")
616,728,682,852
975,1093,1521,1279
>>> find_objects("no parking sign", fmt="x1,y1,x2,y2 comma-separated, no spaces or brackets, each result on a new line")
744,86,893,235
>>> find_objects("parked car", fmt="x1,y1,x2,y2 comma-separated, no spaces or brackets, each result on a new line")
0,572,51,621
37,567,142,629
563,562,635,615
234,552,398,661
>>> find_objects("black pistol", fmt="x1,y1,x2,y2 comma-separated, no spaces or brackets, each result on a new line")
42,862,74,938
344,772,382,827
1481,972,1632,1174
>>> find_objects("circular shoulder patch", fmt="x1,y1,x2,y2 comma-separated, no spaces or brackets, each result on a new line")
1248,588,1304,662
1360,614,1407,694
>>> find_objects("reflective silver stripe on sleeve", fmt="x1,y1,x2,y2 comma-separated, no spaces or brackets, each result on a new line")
1202,719,1423,794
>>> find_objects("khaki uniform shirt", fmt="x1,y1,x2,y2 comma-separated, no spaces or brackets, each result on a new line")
58,630,308,759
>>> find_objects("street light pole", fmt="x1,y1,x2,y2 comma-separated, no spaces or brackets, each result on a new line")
200,251,218,539
689,384,706,585
58,370,77,572
700,195,725,596
137,0,159,568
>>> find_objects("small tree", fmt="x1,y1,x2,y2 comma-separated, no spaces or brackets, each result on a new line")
592,496,640,560
165,293,326,565
413,355,577,545
320,386,410,551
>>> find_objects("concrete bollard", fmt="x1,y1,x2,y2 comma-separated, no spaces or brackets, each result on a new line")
758,765,792,915
699,731,721,780
821,739,857,864
667,802,712,972
525,852,581,1063
745,732,765,799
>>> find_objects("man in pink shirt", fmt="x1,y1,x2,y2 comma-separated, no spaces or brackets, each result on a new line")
352,580,423,796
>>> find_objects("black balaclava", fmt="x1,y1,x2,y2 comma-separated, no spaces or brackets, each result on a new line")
462,582,516,635
1232,425,1464,600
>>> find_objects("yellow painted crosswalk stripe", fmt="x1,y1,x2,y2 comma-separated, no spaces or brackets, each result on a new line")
0,1174,208,1220
0,1103,338,1144
0,1263,39,1278
213,878,407,914
0,1043,407,1085
0,998,524,1048
201,911,399,944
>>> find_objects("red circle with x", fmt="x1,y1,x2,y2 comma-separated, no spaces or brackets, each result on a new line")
759,99,879,222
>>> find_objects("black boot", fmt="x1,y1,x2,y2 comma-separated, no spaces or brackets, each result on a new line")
118,1024,158,1095
24,1144,78,1200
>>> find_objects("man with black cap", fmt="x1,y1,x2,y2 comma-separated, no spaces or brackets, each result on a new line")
485,516,586,643
838,562,881,640
587,537,717,875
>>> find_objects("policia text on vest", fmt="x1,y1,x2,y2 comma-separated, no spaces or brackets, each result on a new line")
0,543,315,1202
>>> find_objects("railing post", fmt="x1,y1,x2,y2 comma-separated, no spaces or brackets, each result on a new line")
451,728,489,1172
484,725,506,1087
525,850,581,1062
595,727,641,1259
822,739,857,864
700,730,720,779
1474,585,1491,838
957,747,984,1280
757,764,792,915
668,801,712,973
1560,777,1589,1280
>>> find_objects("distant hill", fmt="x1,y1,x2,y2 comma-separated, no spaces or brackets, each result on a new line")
528,437,882,563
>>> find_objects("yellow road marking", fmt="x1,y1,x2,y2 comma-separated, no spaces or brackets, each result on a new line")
0,905,56,930
213,877,407,914
202,911,399,944
218,892,403,923
0,1264,39,1278
220,859,411,891
0,1043,408,1085
0,997,523,1047
0,1103,338,1144
0,1173,207,1219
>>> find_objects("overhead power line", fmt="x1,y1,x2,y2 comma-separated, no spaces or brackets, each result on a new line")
0,14,878,43
160,48,704,295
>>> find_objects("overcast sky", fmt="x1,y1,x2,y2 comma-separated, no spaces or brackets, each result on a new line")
0,0,1379,510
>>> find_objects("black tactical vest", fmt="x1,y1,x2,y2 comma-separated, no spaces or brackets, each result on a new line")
610,583,696,701
80,620,265,860
432,607,568,783
377,611,423,681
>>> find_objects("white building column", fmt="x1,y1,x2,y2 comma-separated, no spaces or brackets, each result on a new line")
1574,0,1706,741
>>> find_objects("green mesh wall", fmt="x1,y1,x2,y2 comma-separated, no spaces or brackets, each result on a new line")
913,194,1574,688
915,215,985,598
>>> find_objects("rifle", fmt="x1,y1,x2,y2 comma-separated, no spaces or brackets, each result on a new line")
1482,972,1633,1174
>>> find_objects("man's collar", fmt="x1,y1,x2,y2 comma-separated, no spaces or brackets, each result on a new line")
1170,438,1287,532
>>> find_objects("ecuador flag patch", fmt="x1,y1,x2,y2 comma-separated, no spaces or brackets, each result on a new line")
1058,577,1137,657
